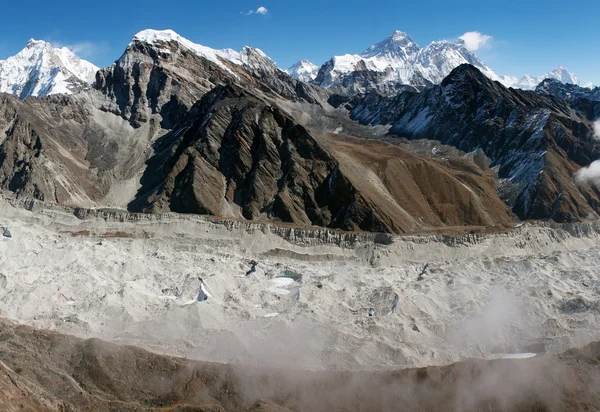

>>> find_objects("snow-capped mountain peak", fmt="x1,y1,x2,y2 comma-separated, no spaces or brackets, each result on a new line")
26,38,46,48
131,29,277,76
0,39,98,99
512,66,582,90
285,60,320,82
361,30,420,61
547,66,579,85
415,40,502,84
131,29,243,71
312,30,505,94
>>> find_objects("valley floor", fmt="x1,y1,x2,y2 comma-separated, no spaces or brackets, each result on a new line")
1,192,600,372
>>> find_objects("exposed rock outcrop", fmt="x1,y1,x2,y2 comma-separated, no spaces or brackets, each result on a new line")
351,64,600,222
129,83,514,233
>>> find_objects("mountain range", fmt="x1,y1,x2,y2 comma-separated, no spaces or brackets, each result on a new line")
310,30,509,94
283,30,588,94
512,66,585,90
0,29,589,102
0,28,599,234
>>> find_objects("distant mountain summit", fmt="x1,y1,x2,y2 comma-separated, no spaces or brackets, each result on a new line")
361,30,421,61
312,30,506,95
285,60,320,82
0,39,98,99
512,66,583,90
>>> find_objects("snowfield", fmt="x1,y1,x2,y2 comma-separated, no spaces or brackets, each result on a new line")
1,193,599,370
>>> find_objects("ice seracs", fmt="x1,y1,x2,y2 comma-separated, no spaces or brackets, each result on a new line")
285,60,320,82
0,39,98,99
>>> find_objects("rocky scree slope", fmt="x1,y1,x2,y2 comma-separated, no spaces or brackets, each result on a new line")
351,64,600,222
0,93,106,204
0,319,599,412
128,82,514,233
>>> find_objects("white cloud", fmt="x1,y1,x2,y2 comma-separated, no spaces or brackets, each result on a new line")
459,31,492,52
242,6,269,16
575,160,600,184
54,41,105,59
574,121,600,184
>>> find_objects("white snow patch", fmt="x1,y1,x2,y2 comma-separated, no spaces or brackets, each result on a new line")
268,277,295,295
496,353,537,359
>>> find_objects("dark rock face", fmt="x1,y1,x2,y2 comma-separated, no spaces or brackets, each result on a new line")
0,93,105,204
130,84,356,229
94,39,231,128
351,64,600,222
94,39,330,129
129,83,515,233
536,79,600,103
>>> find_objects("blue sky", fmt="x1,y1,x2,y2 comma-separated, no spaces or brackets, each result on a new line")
1,0,599,84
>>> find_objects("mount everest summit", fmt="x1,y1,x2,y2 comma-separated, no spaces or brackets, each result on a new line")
310,30,508,94
284,60,320,82
284,30,587,94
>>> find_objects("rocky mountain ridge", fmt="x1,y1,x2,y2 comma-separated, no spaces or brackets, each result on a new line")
350,64,600,222
536,78,600,103
0,29,599,234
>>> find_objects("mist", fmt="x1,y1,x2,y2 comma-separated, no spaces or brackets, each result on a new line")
574,120,600,184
